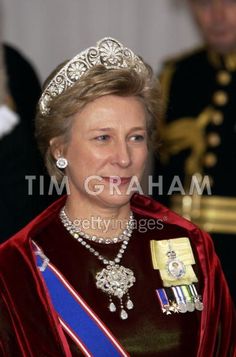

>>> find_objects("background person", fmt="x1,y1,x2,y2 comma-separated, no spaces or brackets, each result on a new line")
0,37,235,356
153,0,236,304
0,42,57,242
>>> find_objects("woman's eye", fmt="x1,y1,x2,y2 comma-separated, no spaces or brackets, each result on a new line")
95,135,110,142
130,134,145,142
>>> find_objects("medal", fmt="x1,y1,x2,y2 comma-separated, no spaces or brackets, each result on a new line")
189,284,204,311
194,299,204,311
156,284,203,315
156,288,173,315
171,286,187,313
181,285,195,312
166,240,186,279
186,301,195,312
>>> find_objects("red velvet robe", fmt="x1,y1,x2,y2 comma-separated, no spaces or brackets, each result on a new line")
0,194,235,356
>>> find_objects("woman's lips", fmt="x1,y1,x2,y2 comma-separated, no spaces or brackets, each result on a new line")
102,176,131,185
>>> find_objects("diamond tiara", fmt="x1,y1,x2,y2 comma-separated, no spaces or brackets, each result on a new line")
39,37,147,116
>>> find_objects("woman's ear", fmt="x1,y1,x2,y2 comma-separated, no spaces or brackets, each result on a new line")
49,137,65,160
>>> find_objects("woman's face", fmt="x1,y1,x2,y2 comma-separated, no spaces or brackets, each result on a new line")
55,95,148,210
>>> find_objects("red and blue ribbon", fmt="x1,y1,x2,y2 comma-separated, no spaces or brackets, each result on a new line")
33,242,129,357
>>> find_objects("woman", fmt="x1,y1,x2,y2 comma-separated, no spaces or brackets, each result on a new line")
0,38,235,356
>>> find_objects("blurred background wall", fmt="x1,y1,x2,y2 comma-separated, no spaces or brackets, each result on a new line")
1,0,201,82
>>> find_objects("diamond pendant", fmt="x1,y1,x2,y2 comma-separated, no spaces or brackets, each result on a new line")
96,264,135,319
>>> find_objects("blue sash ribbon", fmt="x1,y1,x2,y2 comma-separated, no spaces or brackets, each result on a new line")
33,244,128,357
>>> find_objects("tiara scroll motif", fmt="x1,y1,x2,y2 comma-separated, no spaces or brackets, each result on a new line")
39,37,147,116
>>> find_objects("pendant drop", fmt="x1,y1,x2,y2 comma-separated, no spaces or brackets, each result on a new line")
126,299,134,310
109,302,116,312
120,309,128,320
108,295,116,312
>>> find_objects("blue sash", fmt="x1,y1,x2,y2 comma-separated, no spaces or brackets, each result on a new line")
33,243,128,357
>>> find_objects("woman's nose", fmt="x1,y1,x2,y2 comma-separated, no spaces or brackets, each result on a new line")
112,140,132,167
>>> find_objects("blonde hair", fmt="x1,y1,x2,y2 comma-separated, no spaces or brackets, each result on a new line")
35,63,161,182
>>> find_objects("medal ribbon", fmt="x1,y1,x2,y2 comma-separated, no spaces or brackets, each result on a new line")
189,284,198,299
181,285,192,302
156,288,172,314
173,286,185,305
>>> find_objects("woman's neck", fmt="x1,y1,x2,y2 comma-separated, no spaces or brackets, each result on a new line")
64,197,132,239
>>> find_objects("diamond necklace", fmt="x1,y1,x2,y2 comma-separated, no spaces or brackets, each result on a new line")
59,207,136,320
60,207,134,244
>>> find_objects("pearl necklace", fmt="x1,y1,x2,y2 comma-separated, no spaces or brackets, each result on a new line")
59,208,136,320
